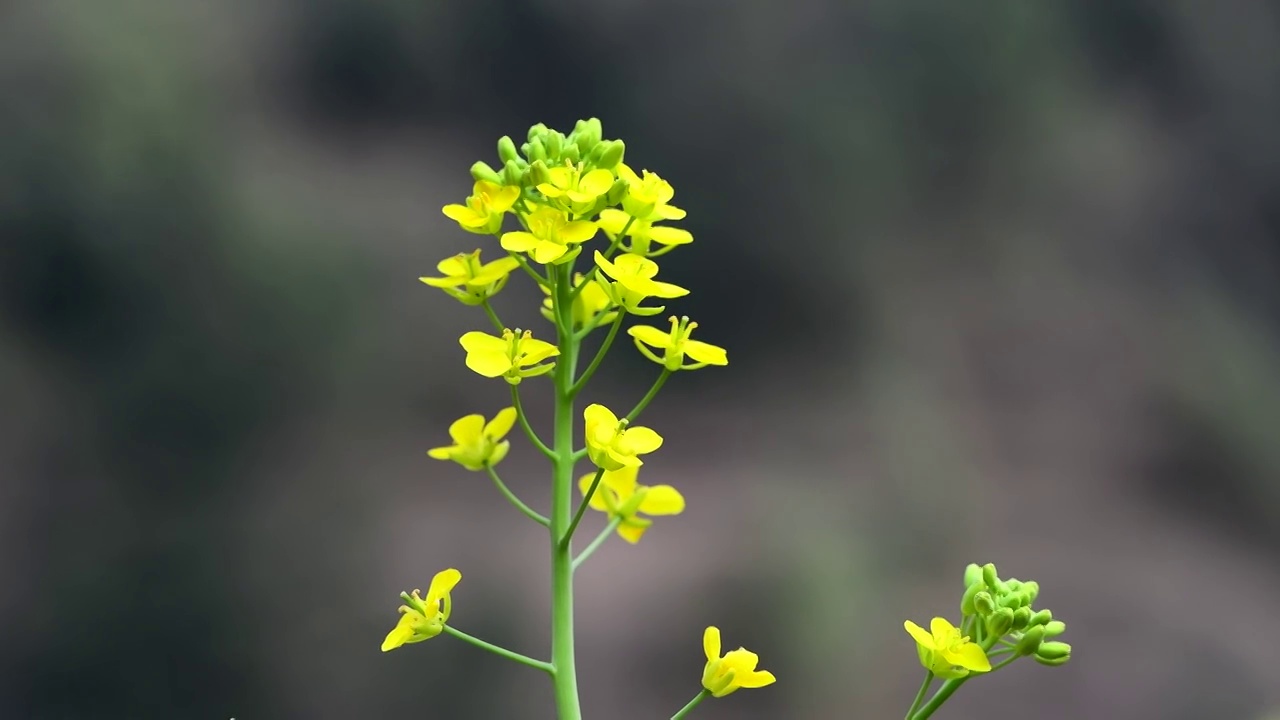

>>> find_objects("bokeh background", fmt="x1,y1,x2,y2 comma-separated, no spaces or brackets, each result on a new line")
3,0,1280,718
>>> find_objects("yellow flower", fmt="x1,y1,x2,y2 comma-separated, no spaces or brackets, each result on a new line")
598,209,693,256
501,207,598,264
616,163,685,220
577,466,684,543
459,329,559,384
540,272,619,330
629,315,727,371
593,251,688,316
701,626,776,698
381,568,462,652
583,403,662,471
442,181,520,235
904,617,992,679
419,249,520,306
427,408,517,471
537,163,615,214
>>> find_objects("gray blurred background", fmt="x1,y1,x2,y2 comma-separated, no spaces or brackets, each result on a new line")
2,0,1279,718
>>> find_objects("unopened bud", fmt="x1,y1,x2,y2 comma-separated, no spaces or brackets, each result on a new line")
1035,641,1071,661
470,161,503,185
527,123,548,142
530,160,552,186
502,160,524,187
986,607,1014,637
1027,609,1053,627
961,580,985,615
1042,620,1066,638
973,591,995,616
597,139,625,169
982,563,1000,590
963,563,983,588
1015,625,1045,656
497,135,520,165
1011,606,1032,631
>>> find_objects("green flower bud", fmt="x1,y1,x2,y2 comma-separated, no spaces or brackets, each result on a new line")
1042,620,1067,638
973,591,996,616
470,161,503,185
1035,641,1071,661
561,143,580,164
605,177,628,207
596,139,625,169
527,123,548,142
1015,625,1045,656
527,138,547,162
1023,581,1040,605
986,607,1015,637
1034,653,1071,667
961,580,985,615
502,160,524,187
982,563,1000,590
1027,609,1053,627
1011,606,1032,631
545,131,563,160
999,591,1027,610
497,135,520,165
963,563,983,588
530,160,552,187
575,117,602,153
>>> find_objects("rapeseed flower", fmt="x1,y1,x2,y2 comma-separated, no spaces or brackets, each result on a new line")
583,403,662,470
420,249,520,306
427,408,517,471
701,626,776,698
904,617,992,679
460,329,559,384
577,465,684,543
442,181,519,235
382,568,462,651
501,206,597,264
629,316,727,370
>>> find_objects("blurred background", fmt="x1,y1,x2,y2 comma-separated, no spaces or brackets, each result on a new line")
2,0,1279,718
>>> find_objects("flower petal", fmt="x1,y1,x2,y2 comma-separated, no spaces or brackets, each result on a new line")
426,568,462,605
621,426,663,454
420,275,465,288
427,445,456,460
638,485,685,515
447,414,485,444
517,337,560,365
531,241,566,264
617,521,648,544
947,642,992,673
500,231,539,252
703,626,722,661
559,221,598,245
648,226,693,245
465,350,513,378
443,204,483,225
628,325,674,349
491,185,520,212
904,620,936,650
737,670,776,689
930,617,958,641
684,339,728,365
600,466,640,496
597,209,631,236
578,473,612,511
484,407,518,439
459,331,506,354
578,169,614,196
584,404,618,430
381,613,417,652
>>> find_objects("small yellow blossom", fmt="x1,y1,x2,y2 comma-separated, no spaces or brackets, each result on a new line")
701,626,776,698
460,329,559,384
583,403,663,471
538,163,615,214
904,617,992,679
442,181,520,235
616,163,685,220
381,568,462,652
593,251,688,316
501,207,597,264
427,408,517,471
578,465,684,543
629,315,727,370
419,249,520,306
598,209,693,256
540,272,619,330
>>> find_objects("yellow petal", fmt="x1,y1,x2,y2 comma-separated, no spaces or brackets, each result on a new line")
703,626,721,661
426,568,462,605
628,325,674,349
481,256,521,275
447,414,485,445
578,169,614,196
484,407,517,439
500,231,539,252
536,182,565,198
655,204,686,220
737,670,776,689
638,485,685,515
600,466,639,496
531,241,567,264
593,250,621,281
466,350,513,378
491,185,520,212
546,166,573,189
947,642,992,673
420,275,464,288
583,404,618,430
640,279,690,299
443,204,484,225
578,473,612,511
904,621,936,650
597,209,631,235
930,617,958,641
617,521,648,544
427,446,456,460
648,226,693,245
612,253,654,279
459,331,506,354
381,613,416,652
617,164,641,185
684,339,728,365
488,440,510,467
558,221,597,245
621,426,663,454
517,337,560,365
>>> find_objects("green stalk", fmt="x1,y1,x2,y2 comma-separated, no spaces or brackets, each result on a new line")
549,262,583,720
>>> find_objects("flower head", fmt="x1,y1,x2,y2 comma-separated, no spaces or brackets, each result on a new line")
578,466,684,543
629,315,727,371
593,251,688,316
583,403,662,471
701,626,776,698
501,207,597,265
904,617,992,679
460,329,559,384
382,568,462,652
598,209,693,256
537,163,614,214
616,163,685,221
442,181,520,235
427,408,517,471
420,249,520,306
540,272,618,331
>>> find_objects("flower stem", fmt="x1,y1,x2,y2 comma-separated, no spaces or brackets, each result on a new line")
904,671,934,719
572,517,621,571
511,385,556,460
670,689,711,720
569,312,625,396
561,468,605,549
910,678,967,720
549,263,583,720
625,369,672,422
480,300,505,333
442,625,554,675
485,465,548,526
